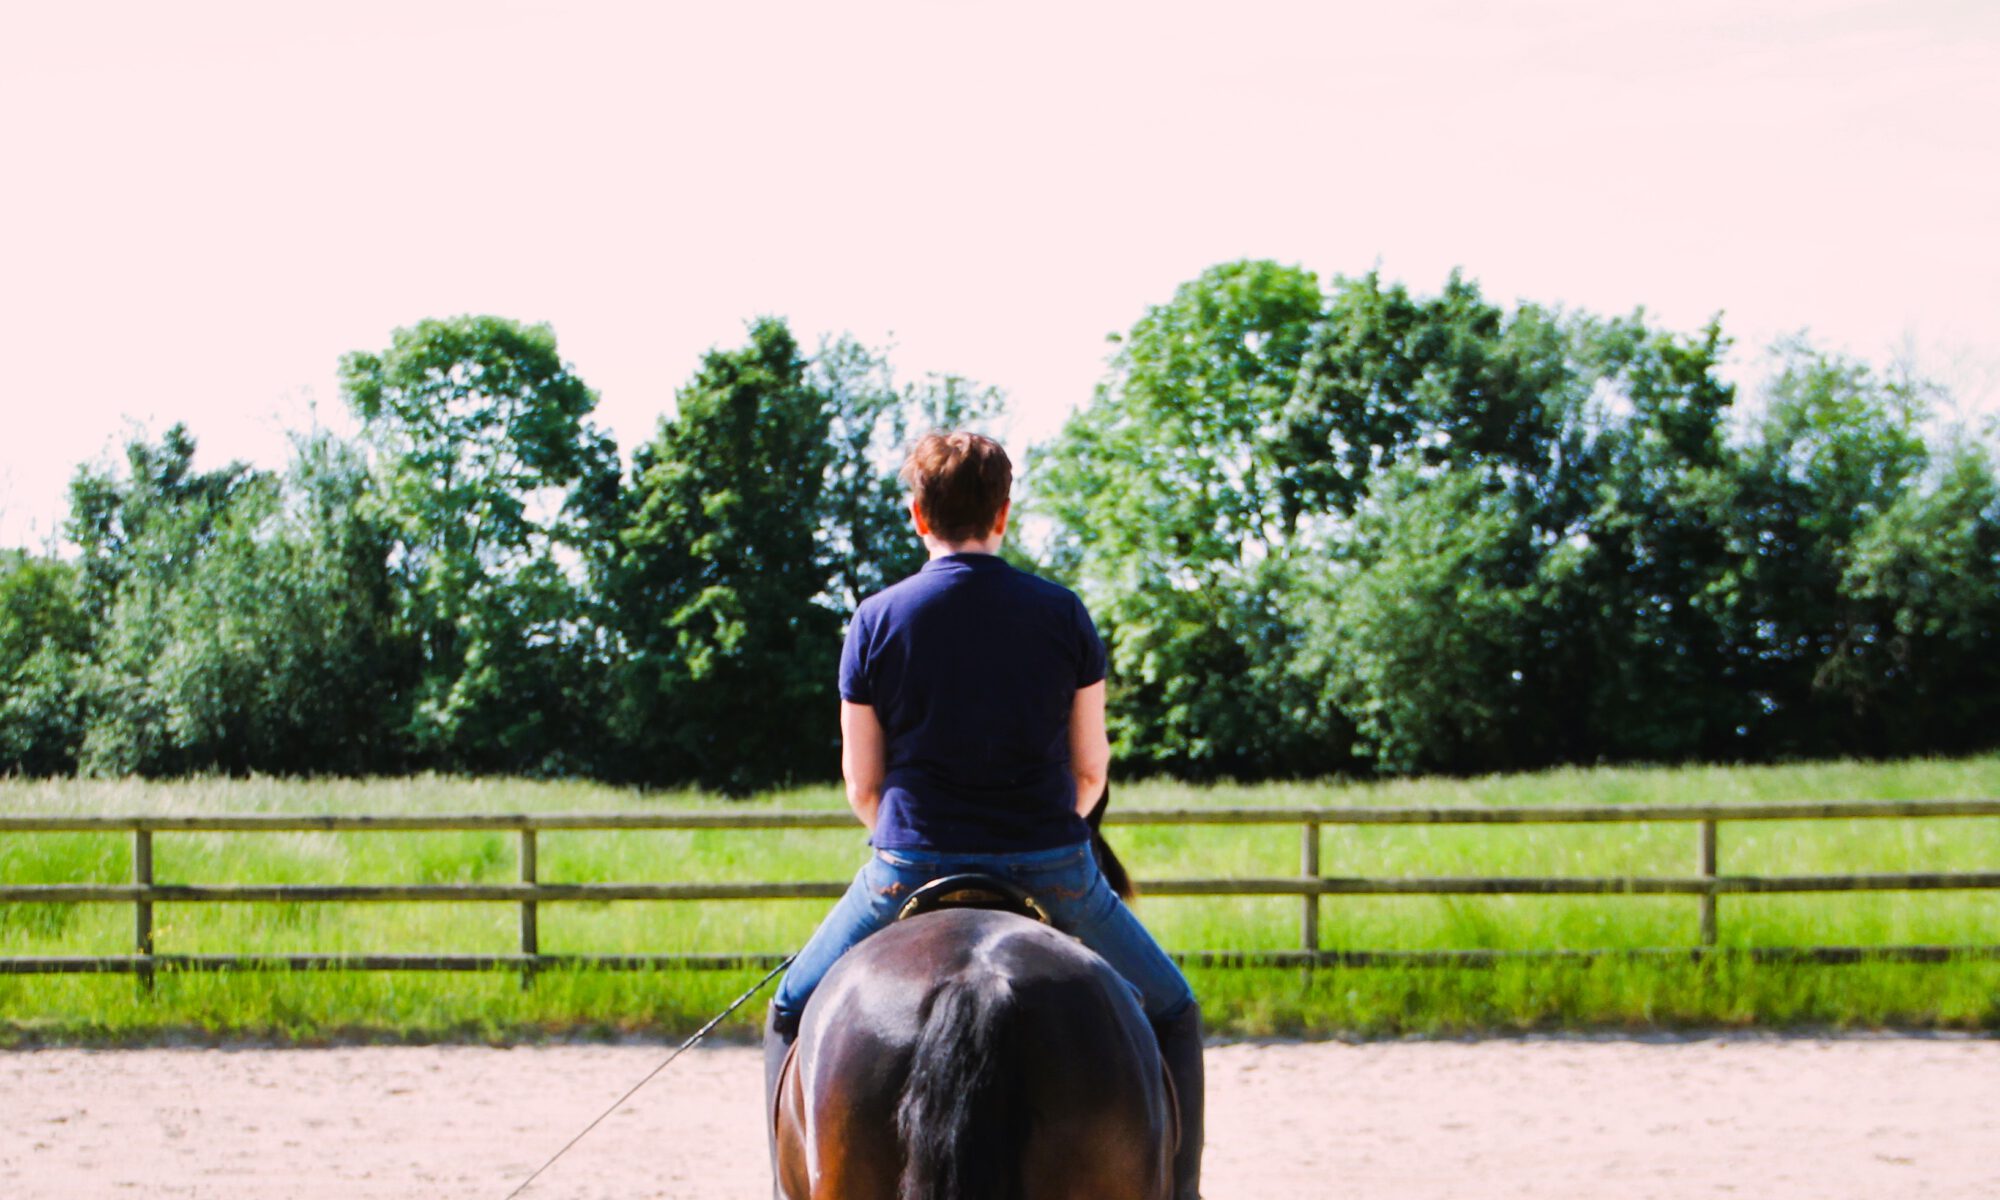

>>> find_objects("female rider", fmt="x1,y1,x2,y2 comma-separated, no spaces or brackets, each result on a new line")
764,431,1203,1200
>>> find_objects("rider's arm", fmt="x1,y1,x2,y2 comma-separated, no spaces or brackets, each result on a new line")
840,700,886,831
1070,680,1110,818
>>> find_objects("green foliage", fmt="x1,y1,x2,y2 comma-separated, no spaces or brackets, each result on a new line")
1523,315,1748,763
1036,260,1997,777
1044,260,1321,571
5,272,1995,787
1296,467,1537,772
606,321,1002,792
62,427,274,775
1719,343,1939,756
139,433,411,774
340,315,618,772
60,429,410,776
64,423,267,625
338,316,618,564
1037,261,1335,776
812,335,1001,608
1282,272,1575,520
815,335,923,609
1832,441,2000,750
0,554,89,679
609,319,842,792
0,553,89,774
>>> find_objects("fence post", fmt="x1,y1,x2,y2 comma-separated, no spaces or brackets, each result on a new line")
1301,818,1321,959
134,827,154,993
519,828,539,989
1698,819,1718,950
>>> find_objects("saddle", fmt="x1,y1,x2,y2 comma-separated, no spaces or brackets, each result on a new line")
895,873,1052,925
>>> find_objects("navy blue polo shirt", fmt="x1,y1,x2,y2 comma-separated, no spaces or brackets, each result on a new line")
839,552,1107,852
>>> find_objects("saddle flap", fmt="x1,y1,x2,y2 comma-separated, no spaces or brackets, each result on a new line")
895,873,1052,925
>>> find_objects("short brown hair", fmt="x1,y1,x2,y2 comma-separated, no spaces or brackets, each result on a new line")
900,432,1013,543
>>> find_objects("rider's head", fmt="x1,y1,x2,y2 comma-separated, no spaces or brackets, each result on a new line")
901,432,1012,548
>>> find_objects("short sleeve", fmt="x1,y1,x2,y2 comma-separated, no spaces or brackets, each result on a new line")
838,606,874,704
1074,594,1107,688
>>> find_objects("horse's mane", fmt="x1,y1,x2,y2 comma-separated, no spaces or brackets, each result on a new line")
894,969,1026,1200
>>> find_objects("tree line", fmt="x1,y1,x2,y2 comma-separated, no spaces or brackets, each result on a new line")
3,263,1996,788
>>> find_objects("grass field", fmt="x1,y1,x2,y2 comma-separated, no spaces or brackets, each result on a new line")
4,756,1999,1044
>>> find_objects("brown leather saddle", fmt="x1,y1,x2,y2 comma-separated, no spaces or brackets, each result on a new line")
894,872,1052,925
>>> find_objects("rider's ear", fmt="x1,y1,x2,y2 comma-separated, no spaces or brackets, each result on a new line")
909,500,932,537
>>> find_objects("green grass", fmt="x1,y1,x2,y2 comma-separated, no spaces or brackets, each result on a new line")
4,757,1999,1044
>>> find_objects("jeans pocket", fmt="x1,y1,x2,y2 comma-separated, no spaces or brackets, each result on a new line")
866,853,938,911
1006,844,1089,877
1010,851,1102,917
874,847,950,873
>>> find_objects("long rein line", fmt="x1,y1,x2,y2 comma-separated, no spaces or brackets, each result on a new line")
501,953,797,1200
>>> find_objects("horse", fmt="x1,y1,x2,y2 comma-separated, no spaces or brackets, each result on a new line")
771,903,1179,1200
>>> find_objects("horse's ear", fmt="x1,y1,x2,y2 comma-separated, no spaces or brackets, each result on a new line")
1086,782,1137,901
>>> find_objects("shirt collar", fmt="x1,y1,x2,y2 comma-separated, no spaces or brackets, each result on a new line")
921,551,1008,573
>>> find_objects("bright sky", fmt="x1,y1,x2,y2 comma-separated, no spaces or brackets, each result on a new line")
2,0,1995,548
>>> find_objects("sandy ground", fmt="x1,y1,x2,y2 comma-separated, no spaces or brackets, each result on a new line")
2,1036,1996,1199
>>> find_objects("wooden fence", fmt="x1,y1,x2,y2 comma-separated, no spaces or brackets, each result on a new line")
2,799,1998,983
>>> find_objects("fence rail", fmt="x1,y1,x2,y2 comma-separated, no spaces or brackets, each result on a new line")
5,797,1998,833
2,799,1997,982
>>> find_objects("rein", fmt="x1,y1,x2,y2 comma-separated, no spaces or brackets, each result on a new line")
501,954,796,1199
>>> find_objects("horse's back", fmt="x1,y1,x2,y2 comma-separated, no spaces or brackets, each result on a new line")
780,908,1174,1200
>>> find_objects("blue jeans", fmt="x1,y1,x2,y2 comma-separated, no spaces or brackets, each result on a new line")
770,839,1196,1032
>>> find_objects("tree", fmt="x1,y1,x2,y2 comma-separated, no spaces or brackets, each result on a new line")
1035,260,1338,777
340,316,618,771
609,319,840,791
1291,466,1538,773
61,428,411,776
1039,263,1780,776
1529,314,1749,763
135,432,411,774
1280,272,1575,523
1043,260,1323,575
0,552,90,774
1722,341,1932,755
63,427,271,775
65,423,266,624
813,336,1002,610
1831,440,2000,752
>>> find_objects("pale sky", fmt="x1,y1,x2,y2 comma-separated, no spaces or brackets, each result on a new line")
2,0,1995,549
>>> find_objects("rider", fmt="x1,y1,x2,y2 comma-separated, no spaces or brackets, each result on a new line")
764,430,1203,1199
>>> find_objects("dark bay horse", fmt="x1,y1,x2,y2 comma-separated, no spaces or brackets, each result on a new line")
772,906,1177,1200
